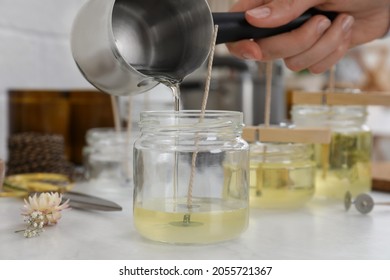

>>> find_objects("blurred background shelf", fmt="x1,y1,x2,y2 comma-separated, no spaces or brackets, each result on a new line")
8,89,115,165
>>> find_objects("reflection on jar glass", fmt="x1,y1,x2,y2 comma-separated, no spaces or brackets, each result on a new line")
291,102,372,200
249,142,316,209
133,110,249,244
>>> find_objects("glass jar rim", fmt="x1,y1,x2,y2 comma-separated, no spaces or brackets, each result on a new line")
249,142,314,163
140,110,243,118
291,105,368,122
250,141,313,158
138,110,244,133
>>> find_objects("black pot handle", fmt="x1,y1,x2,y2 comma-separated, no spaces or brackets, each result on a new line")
213,8,338,44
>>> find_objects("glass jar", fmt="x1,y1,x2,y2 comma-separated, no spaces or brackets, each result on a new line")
0,159,5,188
83,128,138,184
133,110,249,244
249,142,316,208
291,104,372,200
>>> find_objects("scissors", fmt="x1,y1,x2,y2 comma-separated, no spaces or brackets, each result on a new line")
0,173,122,212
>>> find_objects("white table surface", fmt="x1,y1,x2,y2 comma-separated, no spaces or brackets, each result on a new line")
1,180,389,260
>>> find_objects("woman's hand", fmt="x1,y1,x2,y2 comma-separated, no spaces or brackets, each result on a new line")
226,0,390,73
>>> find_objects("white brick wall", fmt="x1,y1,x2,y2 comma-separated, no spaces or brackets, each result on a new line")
0,0,92,160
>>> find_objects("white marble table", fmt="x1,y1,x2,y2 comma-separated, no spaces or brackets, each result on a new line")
1,180,390,260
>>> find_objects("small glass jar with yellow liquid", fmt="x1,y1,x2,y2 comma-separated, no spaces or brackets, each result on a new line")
291,104,372,200
133,111,249,244
249,141,316,208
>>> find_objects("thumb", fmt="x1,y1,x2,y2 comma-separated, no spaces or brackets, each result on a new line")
245,0,324,28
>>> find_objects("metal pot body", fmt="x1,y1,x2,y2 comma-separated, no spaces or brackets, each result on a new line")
71,0,213,96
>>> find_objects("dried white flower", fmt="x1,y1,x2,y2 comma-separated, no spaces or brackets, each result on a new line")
22,192,70,225
18,192,70,238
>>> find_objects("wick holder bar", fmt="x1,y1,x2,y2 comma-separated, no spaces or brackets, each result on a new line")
242,126,259,143
292,91,390,106
242,126,331,144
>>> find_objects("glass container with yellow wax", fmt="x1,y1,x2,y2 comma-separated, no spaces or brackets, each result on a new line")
133,111,249,244
249,141,316,208
291,104,372,200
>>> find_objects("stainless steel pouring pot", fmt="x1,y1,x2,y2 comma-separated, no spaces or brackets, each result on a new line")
71,0,213,96
71,0,336,96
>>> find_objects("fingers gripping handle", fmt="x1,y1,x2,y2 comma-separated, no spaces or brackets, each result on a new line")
213,8,337,44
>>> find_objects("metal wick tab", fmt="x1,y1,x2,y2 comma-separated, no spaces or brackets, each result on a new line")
344,191,374,214
345,191,390,214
